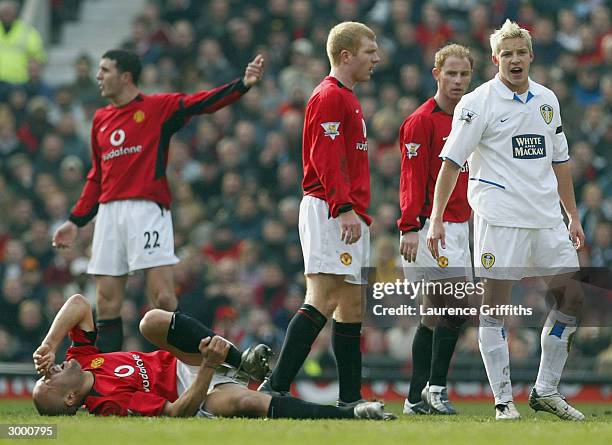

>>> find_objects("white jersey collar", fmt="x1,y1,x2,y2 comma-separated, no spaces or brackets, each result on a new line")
493,74,544,103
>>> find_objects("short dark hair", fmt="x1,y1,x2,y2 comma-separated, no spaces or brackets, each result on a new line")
33,391,79,416
101,49,142,85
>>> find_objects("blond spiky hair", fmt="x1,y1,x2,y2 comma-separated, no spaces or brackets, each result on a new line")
489,19,532,55
326,22,376,67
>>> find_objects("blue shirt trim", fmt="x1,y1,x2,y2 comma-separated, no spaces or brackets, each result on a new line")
512,91,534,103
469,177,506,189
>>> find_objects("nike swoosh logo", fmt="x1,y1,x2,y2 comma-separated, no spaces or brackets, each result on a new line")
443,136,448,141
500,117,510,122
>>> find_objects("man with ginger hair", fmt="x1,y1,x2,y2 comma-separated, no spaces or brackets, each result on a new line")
259,22,380,409
398,43,473,416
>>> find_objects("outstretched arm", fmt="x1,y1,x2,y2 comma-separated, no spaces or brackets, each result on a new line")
33,294,94,375
162,336,230,417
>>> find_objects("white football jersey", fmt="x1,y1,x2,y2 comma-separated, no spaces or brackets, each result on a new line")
441,75,569,228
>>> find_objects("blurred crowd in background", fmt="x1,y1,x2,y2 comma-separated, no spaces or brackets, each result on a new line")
0,0,610,379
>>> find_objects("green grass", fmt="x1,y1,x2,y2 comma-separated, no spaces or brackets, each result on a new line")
1,400,610,445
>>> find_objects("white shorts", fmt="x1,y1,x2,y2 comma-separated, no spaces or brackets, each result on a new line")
176,361,243,417
87,200,179,276
473,213,579,280
401,219,472,282
299,196,370,285
175,361,242,396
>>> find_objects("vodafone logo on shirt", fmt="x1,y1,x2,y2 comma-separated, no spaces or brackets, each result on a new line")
110,129,126,146
103,128,143,162
114,365,135,377
112,354,152,392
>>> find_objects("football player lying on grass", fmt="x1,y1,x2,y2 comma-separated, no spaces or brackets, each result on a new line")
32,294,394,419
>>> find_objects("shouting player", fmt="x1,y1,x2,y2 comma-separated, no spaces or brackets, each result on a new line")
398,44,473,415
259,22,379,407
427,20,585,420
52,49,263,352
32,294,393,420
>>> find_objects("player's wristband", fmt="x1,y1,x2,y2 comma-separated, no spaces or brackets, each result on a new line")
236,78,250,93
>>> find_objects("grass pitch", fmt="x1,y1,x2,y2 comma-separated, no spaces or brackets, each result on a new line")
1,400,610,445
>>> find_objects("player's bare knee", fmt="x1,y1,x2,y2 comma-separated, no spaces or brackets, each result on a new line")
139,309,167,339
561,289,584,316
441,314,468,331
152,293,177,311
334,298,361,322
551,280,584,316
305,294,337,318
96,294,122,318
235,392,268,416
421,314,438,330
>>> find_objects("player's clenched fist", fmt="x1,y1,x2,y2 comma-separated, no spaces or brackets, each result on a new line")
243,54,264,87
199,336,230,369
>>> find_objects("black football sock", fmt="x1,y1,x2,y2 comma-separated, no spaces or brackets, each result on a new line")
407,324,433,403
166,311,243,368
429,323,460,387
96,317,123,352
267,395,353,419
269,304,327,391
332,320,363,403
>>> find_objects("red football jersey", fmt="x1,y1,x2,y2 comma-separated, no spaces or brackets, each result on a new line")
397,98,470,233
69,79,250,226
302,76,371,225
66,328,178,416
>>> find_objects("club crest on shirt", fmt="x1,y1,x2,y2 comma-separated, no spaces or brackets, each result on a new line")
459,108,478,123
133,110,146,123
540,104,553,125
91,357,104,368
340,252,352,266
405,142,420,159
321,122,341,140
437,256,449,268
481,252,495,269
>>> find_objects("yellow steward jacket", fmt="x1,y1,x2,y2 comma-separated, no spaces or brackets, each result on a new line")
0,19,46,84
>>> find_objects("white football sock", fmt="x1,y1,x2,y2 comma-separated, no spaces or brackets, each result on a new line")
535,310,577,397
479,314,513,405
